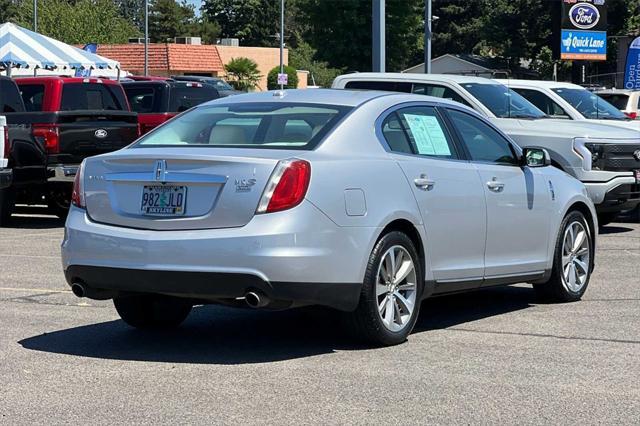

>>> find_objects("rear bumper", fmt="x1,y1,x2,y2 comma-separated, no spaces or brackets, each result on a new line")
64,265,361,311
48,165,78,182
584,176,640,211
0,168,11,189
62,202,378,311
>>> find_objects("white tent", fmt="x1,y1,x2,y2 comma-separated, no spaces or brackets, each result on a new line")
0,22,120,77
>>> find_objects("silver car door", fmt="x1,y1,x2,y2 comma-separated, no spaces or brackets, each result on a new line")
380,105,487,288
446,108,552,281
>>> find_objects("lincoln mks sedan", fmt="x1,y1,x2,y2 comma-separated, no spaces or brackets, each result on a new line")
62,89,597,346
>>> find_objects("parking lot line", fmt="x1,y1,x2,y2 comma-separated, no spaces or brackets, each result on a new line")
0,287,71,293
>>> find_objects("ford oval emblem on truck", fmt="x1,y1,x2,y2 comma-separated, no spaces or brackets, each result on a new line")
569,3,600,30
95,129,108,139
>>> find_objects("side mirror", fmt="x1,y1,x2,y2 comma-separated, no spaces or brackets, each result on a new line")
522,147,551,168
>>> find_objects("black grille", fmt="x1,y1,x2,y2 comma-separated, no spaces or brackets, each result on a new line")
586,143,640,171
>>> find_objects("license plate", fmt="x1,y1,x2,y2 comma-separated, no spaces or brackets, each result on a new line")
635,170,640,184
141,185,187,216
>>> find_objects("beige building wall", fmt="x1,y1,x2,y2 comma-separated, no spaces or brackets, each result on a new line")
216,45,288,91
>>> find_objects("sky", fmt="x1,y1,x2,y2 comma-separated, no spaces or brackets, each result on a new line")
185,0,203,14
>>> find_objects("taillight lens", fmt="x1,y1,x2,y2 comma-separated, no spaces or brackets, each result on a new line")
71,162,85,209
625,111,637,119
33,125,60,154
257,159,311,214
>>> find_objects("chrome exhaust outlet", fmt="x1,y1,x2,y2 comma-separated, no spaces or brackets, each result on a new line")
245,291,269,308
71,282,85,298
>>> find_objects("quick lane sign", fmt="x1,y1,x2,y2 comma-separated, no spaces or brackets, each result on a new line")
560,0,607,61
561,30,607,60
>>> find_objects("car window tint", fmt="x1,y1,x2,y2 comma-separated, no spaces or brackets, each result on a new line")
395,107,458,159
598,94,630,110
447,109,518,165
344,80,413,93
381,113,413,154
169,85,219,112
61,83,127,111
0,79,25,113
19,84,45,112
411,83,471,107
125,86,158,113
514,88,569,118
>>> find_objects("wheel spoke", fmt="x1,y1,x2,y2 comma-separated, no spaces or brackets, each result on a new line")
393,260,414,285
567,225,575,249
574,259,589,276
383,295,395,327
378,295,388,315
376,282,388,297
576,247,589,256
394,291,414,315
393,298,403,325
569,264,578,289
573,230,586,253
384,252,395,282
562,254,571,267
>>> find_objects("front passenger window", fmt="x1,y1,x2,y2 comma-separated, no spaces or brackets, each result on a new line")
447,109,519,165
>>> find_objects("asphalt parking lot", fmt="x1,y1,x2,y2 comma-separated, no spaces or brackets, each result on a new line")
1,208,639,424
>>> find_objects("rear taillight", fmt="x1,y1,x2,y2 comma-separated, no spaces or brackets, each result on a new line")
33,125,60,154
625,111,637,119
257,159,311,214
71,162,85,209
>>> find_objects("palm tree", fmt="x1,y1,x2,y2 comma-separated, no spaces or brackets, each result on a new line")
224,57,262,92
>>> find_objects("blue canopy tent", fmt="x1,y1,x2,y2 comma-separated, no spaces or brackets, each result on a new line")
0,23,120,77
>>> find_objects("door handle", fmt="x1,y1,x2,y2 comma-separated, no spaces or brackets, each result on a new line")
486,178,505,192
414,175,435,190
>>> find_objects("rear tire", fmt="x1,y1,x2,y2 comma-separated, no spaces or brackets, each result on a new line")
0,187,15,226
114,295,192,330
347,231,422,346
47,184,71,219
534,211,593,303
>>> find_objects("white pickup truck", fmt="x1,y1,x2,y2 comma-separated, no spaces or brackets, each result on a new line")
332,73,640,225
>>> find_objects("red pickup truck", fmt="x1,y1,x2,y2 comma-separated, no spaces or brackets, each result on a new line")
123,80,220,135
8,76,139,218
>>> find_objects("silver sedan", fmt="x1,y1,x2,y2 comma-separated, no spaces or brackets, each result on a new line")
62,89,597,346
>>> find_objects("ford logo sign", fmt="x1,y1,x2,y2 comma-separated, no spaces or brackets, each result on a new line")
633,149,640,161
569,3,600,30
94,129,108,139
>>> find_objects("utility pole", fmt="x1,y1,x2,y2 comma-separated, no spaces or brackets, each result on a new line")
33,0,37,32
372,0,385,72
144,0,149,76
280,0,284,89
424,0,432,73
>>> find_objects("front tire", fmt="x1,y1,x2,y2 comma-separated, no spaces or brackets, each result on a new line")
0,187,15,226
114,295,192,330
534,211,593,303
348,231,422,346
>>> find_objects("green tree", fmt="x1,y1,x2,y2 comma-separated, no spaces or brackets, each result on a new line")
289,40,342,87
224,57,261,91
431,0,486,58
0,0,20,24
149,0,196,43
16,0,140,44
267,65,298,89
202,0,280,46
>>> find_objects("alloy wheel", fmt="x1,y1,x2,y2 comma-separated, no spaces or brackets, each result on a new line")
561,221,590,293
376,245,418,332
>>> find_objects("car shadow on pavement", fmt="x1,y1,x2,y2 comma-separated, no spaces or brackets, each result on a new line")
18,286,536,365
598,225,635,235
8,206,65,229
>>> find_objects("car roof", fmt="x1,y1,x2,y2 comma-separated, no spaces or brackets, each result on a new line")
200,88,471,110
495,79,585,90
334,72,504,86
595,89,636,95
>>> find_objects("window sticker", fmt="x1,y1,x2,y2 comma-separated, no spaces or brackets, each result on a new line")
404,114,451,156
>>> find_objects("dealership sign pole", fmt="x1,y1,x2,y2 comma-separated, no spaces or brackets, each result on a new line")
623,37,640,90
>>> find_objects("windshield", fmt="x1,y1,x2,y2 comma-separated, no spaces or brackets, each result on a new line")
552,88,628,120
597,93,630,110
462,83,545,119
134,102,351,150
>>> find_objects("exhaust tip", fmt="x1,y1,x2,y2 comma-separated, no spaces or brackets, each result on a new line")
245,291,268,308
71,282,85,298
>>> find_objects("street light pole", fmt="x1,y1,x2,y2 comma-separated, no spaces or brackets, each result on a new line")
280,0,284,90
33,0,37,32
424,0,432,73
372,0,385,72
144,0,149,76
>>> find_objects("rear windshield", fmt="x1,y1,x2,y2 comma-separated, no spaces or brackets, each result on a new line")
597,93,631,110
61,83,128,111
19,84,45,111
462,83,546,119
169,85,219,112
134,102,351,150
125,85,162,113
551,88,627,120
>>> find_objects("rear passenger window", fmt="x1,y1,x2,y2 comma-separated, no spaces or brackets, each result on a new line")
381,106,458,159
514,88,569,118
447,109,519,165
344,80,413,93
125,87,157,113
0,79,25,112
411,83,471,107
